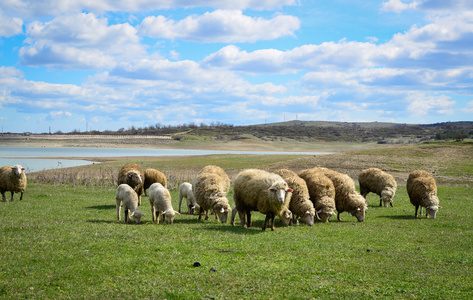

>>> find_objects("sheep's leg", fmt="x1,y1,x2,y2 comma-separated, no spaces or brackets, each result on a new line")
414,205,419,218
246,211,252,227
20,192,23,201
198,209,203,221
138,195,141,206
390,201,393,207
10,192,15,202
1,191,6,202
204,210,209,220
237,210,247,228
379,199,383,207
337,211,342,221
150,200,156,222
270,214,276,231
178,195,183,213
124,209,129,224
116,200,121,221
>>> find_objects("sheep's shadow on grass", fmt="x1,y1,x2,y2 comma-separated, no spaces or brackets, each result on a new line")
87,219,116,224
86,204,116,210
379,214,416,220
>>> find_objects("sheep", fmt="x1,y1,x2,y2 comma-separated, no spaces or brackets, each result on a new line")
358,168,397,207
274,169,315,226
312,167,367,222
0,165,27,202
193,165,232,223
116,184,144,224
232,169,293,231
148,183,180,224
178,182,200,214
144,168,167,196
117,163,144,206
298,169,336,223
407,170,441,218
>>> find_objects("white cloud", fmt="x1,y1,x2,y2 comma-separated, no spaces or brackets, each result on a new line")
381,0,418,13
407,92,455,115
138,10,300,43
0,10,23,37
0,0,297,18
19,13,145,69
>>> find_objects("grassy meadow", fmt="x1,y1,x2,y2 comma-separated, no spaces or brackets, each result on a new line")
1,142,472,299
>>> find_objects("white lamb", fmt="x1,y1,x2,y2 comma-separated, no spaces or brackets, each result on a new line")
149,183,180,224
116,184,144,224
178,182,200,214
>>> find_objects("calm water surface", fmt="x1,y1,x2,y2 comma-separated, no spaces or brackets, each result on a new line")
0,146,324,172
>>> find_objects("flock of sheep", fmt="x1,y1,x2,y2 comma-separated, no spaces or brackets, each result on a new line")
111,163,442,229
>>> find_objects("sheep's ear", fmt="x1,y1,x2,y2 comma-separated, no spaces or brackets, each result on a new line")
220,207,225,213
161,211,166,215
305,210,311,215
286,188,293,193
356,207,361,212
174,211,180,215
317,209,323,214
438,206,443,209
268,187,276,192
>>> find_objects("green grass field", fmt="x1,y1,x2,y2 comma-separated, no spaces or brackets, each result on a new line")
1,181,472,299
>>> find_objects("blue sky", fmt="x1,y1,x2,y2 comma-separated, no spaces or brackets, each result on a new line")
1,0,472,133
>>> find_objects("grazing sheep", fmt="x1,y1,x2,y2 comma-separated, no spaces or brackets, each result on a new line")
232,169,293,231
144,168,167,196
0,165,27,202
117,163,144,206
298,169,336,223
407,170,441,218
274,169,315,226
358,168,397,207
178,182,200,214
313,168,367,222
116,184,144,224
193,165,232,223
149,183,180,224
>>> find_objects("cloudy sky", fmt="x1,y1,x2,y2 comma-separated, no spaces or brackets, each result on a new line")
1,0,473,133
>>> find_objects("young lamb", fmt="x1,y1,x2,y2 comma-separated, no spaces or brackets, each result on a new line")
298,169,336,223
193,165,232,223
358,168,397,207
178,182,200,214
407,170,441,218
232,169,293,231
117,163,144,206
0,165,27,202
274,169,315,226
148,183,180,224
144,168,167,196
315,167,367,222
116,184,144,224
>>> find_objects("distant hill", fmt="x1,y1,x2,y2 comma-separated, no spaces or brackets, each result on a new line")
8,120,472,144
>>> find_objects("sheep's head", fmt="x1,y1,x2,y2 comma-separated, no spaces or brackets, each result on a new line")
131,209,144,224
12,165,25,177
380,188,395,207
349,193,367,222
269,181,293,203
126,170,142,187
426,194,441,218
162,210,180,224
279,208,293,226
211,194,231,223
316,209,334,223
301,209,315,226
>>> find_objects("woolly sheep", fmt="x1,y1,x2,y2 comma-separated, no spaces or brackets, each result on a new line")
232,169,293,231
407,170,441,218
358,168,397,207
0,165,27,202
116,184,144,224
178,182,200,214
149,183,180,224
316,167,367,222
298,169,336,223
144,168,167,196
117,163,144,206
274,169,315,226
193,165,232,223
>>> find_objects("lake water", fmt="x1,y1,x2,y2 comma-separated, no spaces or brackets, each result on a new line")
0,146,324,172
